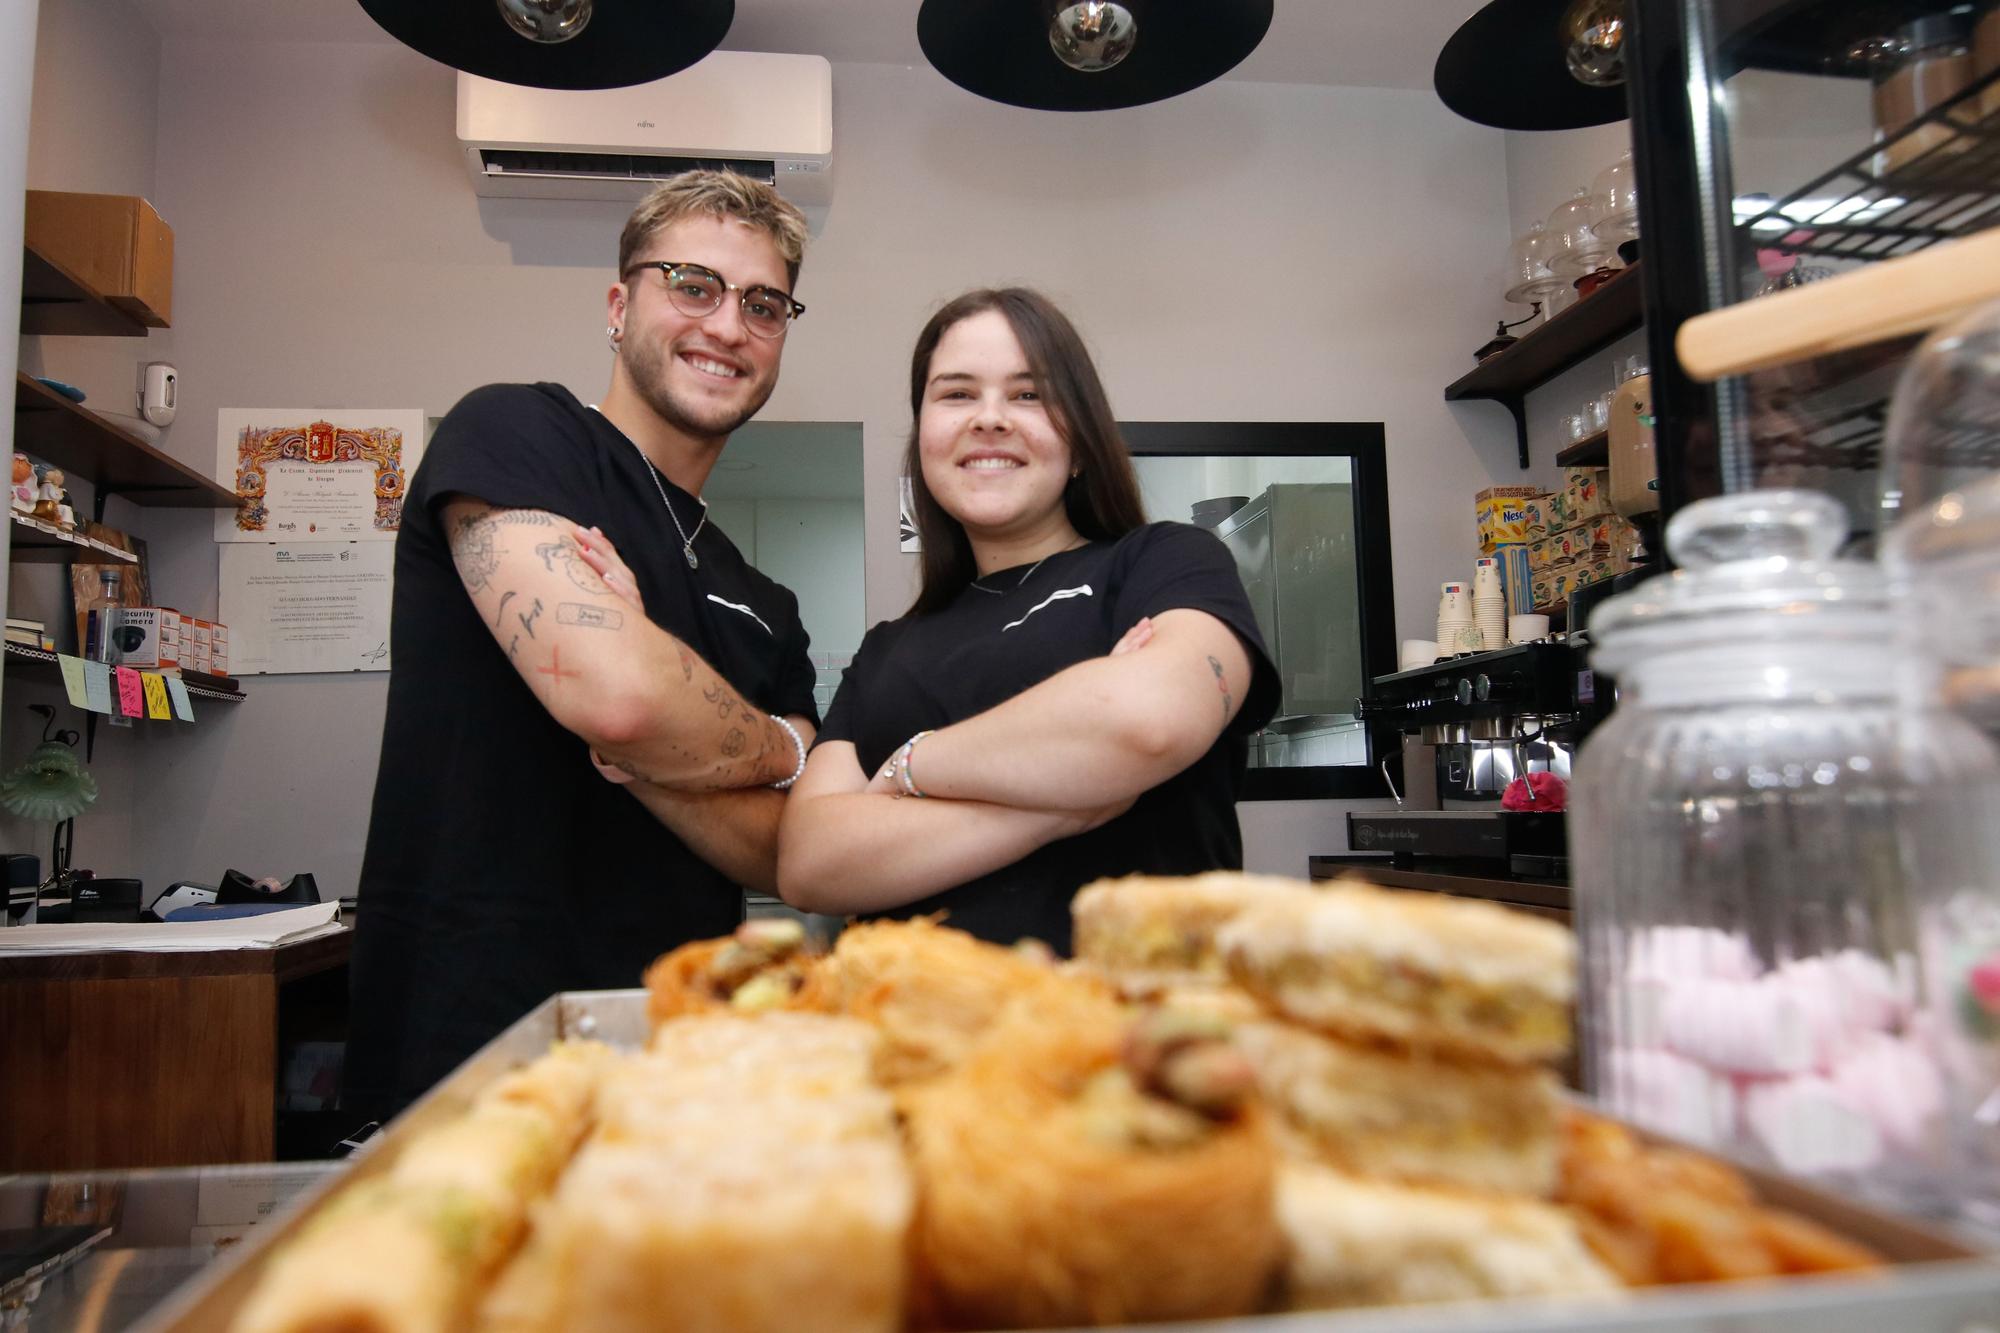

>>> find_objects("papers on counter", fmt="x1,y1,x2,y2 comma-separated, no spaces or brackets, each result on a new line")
0,901,342,955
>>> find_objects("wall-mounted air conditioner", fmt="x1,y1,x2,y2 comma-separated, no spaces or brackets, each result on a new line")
456,51,833,216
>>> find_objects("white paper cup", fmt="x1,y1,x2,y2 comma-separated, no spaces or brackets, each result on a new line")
1399,639,1439,671
1508,613,1551,644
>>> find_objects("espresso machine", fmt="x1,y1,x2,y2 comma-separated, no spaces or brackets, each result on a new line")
1350,641,1607,881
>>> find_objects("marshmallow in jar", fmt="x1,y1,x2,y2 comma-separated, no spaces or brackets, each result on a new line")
1571,490,2000,1225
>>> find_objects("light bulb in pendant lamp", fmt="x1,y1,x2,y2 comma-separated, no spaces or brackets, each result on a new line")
917,0,1272,112
1049,2,1138,73
356,0,732,91
1561,0,1628,87
496,0,592,44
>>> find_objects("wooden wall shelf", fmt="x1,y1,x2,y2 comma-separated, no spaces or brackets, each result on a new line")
13,374,238,509
9,513,143,564
19,245,151,337
1555,430,1609,469
1445,263,1645,469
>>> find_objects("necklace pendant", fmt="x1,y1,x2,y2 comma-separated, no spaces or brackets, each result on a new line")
684,544,699,570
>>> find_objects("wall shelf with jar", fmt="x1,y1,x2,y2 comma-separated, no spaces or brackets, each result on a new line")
1445,264,1645,469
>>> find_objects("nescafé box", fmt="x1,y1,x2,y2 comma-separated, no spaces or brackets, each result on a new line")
1475,485,1542,553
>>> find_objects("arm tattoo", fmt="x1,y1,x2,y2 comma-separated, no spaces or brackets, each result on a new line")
702,681,737,717
487,509,555,528
557,602,623,630
720,728,747,757
492,589,516,628
1208,655,1232,721
449,512,501,594
533,537,613,594
678,646,695,681
518,597,544,638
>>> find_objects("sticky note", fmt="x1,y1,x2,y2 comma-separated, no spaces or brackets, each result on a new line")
58,655,88,709
166,676,194,722
82,661,113,714
114,666,144,717
142,672,171,720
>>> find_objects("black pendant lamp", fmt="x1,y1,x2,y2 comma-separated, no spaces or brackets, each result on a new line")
1434,0,1628,131
357,0,734,91
917,0,1274,112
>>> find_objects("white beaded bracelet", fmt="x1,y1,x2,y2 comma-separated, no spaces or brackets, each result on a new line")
769,714,807,790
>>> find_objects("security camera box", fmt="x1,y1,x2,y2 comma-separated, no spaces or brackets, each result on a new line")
99,606,181,669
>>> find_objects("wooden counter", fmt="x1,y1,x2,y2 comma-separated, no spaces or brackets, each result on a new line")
0,929,350,1171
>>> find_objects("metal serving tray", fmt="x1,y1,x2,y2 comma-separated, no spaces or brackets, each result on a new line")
139,990,2000,1333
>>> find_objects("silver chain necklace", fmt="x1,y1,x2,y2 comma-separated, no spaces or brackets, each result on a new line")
634,447,707,570
589,404,707,569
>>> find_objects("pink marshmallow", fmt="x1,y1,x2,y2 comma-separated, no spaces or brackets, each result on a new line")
1828,1032,1945,1153
1607,1047,1737,1148
1660,977,1816,1076
1743,1075,1884,1176
1773,951,1911,1040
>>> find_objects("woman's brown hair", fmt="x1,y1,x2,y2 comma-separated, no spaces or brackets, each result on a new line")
902,288,1146,614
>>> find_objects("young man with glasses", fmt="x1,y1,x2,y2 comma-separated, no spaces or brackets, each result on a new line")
346,171,819,1120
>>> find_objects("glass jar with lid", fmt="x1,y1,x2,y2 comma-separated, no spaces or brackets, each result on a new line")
1572,490,2000,1223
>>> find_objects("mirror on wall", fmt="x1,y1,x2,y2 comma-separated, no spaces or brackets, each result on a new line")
1123,422,1394,800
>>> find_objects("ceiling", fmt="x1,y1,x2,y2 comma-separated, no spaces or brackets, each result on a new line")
137,1,1487,92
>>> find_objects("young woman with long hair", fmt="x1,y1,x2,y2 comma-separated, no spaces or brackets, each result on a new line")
770,288,1279,950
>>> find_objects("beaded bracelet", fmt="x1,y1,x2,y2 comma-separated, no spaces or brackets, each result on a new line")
768,714,807,790
893,730,936,798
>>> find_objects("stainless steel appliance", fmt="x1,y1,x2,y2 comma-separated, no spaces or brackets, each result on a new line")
1351,641,1602,882
1213,482,1362,724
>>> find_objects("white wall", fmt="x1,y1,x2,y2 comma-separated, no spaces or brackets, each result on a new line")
16,27,1531,896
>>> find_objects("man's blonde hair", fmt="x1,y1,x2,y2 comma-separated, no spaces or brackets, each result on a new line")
618,170,808,289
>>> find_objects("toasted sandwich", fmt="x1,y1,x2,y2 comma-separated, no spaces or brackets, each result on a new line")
1220,882,1574,1065
1237,1020,1561,1196
1278,1161,1621,1310
1071,871,1317,992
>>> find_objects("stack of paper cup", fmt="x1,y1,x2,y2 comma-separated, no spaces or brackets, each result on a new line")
1436,582,1475,655
1399,638,1440,672
1473,558,1507,650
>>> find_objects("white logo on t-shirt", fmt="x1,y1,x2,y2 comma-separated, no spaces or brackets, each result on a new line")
706,594,772,635
1001,584,1094,633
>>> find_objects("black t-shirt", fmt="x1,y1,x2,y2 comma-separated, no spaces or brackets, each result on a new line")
346,383,816,1116
817,522,1278,953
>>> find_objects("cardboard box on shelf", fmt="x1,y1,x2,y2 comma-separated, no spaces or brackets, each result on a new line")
1475,485,1541,553
1521,493,1558,543
1575,547,1636,590
1531,560,1580,610
1563,466,1614,523
92,606,181,669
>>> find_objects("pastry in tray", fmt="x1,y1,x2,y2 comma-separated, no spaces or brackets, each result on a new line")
902,992,1281,1330
1557,1110,1884,1285
1278,1160,1620,1311
1071,870,1317,994
1220,880,1575,1065
799,916,1087,1085
1235,1019,1562,1197
643,917,820,1025
229,1040,615,1333
487,1014,912,1333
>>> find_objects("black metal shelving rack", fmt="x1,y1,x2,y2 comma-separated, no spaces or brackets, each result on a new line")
1626,0,2000,535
